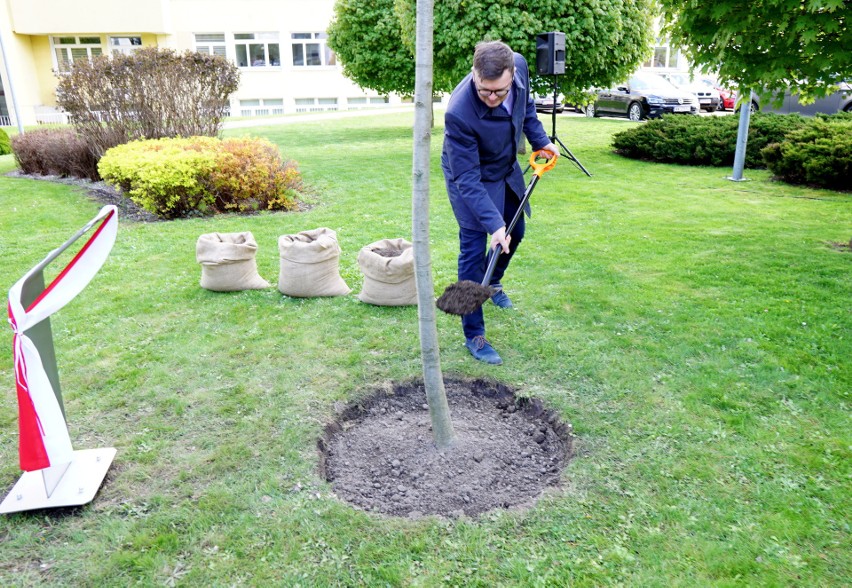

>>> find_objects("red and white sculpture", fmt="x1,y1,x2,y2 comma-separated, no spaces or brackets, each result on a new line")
1,205,118,514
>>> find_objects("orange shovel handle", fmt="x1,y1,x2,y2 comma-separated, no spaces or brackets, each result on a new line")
529,149,558,177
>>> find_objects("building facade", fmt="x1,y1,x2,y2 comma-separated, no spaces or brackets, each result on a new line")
0,0,402,126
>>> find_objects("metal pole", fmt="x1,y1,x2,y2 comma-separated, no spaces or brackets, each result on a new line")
0,20,24,134
728,88,753,182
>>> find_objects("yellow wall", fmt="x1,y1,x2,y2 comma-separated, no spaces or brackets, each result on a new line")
8,0,170,35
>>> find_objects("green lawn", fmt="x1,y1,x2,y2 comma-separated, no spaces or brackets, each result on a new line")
0,113,849,586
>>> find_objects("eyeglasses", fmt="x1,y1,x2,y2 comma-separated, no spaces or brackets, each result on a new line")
477,87,511,98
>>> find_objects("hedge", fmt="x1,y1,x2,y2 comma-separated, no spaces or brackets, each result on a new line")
611,112,808,168
11,128,100,180
761,117,852,191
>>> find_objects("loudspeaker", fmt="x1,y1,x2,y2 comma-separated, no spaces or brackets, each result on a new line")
535,32,565,76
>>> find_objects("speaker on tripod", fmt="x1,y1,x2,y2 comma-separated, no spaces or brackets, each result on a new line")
532,31,591,176
535,32,565,76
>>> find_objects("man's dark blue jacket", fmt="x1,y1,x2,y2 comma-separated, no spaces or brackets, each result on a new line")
441,53,551,234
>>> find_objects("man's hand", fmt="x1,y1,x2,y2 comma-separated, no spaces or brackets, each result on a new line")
491,226,511,254
540,142,560,160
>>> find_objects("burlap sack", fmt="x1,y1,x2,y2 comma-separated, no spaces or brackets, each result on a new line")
196,231,270,292
357,238,417,306
277,227,351,297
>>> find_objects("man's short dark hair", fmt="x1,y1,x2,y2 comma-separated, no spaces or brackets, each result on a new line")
473,41,514,80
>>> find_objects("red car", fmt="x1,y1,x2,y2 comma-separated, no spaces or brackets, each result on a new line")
703,78,735,110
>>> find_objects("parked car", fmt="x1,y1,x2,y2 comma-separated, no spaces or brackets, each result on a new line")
534,93,564,114
701,77,736,110
751,82,852,115
584,72,698,121
663,72,721,112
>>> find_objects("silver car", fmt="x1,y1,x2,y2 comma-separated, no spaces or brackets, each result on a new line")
752,82,852,115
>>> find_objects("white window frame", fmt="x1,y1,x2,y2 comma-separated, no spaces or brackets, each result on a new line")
52,36,104,73
238,98,285,117
290,32,336,67
234,33,281,68
108,35,143,56
294,97,338,113
194,33,227,58
643,37,681,70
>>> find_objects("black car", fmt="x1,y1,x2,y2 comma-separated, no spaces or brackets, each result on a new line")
584,72,698,120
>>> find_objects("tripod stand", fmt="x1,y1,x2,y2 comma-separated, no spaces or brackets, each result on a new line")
546,75,591,176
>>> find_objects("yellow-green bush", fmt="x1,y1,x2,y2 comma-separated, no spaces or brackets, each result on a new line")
98,136,302,219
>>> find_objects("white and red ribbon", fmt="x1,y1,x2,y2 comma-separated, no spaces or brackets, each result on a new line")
7,206,118,471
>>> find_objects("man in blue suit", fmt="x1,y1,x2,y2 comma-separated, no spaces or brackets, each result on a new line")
442,40,558,365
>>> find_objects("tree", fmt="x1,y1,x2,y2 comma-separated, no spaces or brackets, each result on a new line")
411,0,455,448
330,0,655,104
327,0,416,96
656,0,851,180
657,1,851,101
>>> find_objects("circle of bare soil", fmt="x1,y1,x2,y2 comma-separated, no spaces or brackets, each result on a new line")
319,378,573,519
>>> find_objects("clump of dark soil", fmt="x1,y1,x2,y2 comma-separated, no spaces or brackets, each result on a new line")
319,378,573,518
371,247,403,257
436,280,494,316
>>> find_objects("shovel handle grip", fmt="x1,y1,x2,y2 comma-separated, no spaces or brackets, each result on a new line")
529,150,558,177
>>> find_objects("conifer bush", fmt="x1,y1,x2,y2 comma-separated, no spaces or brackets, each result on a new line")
611,112,808,168
761,116,852,191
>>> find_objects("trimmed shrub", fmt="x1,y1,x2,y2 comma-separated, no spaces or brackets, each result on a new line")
612,113,809,168
761,118,852,191
11,128,99,180
207,138,303,212
56,47,239,159
98,136,302,219
0,128,11,156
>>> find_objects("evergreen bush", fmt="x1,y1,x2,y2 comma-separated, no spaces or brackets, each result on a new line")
761,117,852,191
611,113,808,168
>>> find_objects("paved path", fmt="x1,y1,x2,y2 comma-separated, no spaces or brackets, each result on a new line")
222,105,417,129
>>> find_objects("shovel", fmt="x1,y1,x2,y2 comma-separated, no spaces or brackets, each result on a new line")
436,150,557,316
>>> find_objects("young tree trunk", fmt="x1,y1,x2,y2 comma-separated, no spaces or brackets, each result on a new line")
412,0,454,448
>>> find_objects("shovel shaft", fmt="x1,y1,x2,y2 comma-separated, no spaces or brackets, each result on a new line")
481,173,540,286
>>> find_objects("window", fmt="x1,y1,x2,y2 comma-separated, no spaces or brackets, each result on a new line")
291,33,335,67
643,37,681,69
195,33,227,58
294,98,338,112
347,96,389,109
53,36,102,72
109,36,142,56
239,98,285,116
234,33,280,67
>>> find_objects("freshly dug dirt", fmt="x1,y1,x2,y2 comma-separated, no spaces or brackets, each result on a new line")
319,378,573,518
436,280,494,316
371,247,403,257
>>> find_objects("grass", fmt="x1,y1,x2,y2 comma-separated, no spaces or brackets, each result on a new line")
0,113,850,586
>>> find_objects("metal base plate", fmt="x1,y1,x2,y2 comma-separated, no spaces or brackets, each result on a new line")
0,448,116,514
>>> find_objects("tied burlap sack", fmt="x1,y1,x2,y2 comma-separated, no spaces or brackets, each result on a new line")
196,232,270,292
357,238,417,306
277,227,351,297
